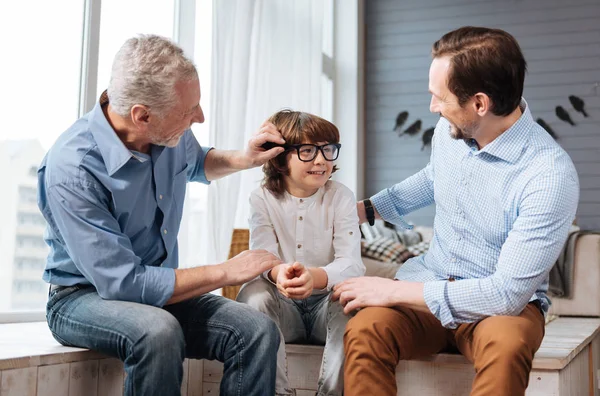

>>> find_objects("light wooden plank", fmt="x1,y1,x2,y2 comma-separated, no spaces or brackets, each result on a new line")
593,335,600,396
68,360,98,396
37,363,69,396
181,359,189,396
526,370,559,396
287,349,322,389
296,390,316,396
559,344,590,395
1,367,37,396
202,360,222,384
0,322,105,370
396,360,474,395
97,358,123,396
202,381,219,396
187,359,204,396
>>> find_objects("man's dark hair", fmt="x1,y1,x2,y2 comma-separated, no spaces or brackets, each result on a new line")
432,26,527,116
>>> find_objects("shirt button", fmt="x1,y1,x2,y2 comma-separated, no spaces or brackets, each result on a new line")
448,277,456,282
451,257,456,262
159,194,163,200
349,231,353,235
163,229,168,235
299,199,304,203
299,216,303,221
297,244,302,249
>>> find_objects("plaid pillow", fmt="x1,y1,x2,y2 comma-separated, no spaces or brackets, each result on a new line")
361,237,415,264
406,241,430,256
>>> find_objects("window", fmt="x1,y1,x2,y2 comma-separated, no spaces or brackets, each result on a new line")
0,1,84,315
0,0,196,319
96,0,176,93
321,0,334,121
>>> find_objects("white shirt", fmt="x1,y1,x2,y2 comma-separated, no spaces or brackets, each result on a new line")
249,180,365,291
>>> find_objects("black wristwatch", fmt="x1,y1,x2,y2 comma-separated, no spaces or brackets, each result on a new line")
363,199,375,226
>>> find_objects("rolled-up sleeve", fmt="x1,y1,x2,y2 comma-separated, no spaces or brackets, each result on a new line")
423,170,579,328
45,182,175,307
184,130,213,184
322,186,365,289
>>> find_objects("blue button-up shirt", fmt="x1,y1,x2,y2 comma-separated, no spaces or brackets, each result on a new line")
38,93,211,307
372,99,579,328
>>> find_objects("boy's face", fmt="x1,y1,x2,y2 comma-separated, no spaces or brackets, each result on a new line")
284,141,335,196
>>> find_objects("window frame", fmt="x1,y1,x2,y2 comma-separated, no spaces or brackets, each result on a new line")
0,0,197,324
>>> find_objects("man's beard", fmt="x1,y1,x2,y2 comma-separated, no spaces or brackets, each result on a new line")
149,129,183,148
449,120,478,141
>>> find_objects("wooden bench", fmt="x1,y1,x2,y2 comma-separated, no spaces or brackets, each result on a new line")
1,318,599,395
202,317,600,395
0,322,202,396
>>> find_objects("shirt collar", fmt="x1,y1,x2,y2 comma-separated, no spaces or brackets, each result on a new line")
285,184,326,205
90,91,139,176
474,98,533,164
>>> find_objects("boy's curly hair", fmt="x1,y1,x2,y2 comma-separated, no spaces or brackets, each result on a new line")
263,109,340,198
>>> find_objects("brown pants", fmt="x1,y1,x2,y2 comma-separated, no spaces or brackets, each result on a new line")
343,302,545,396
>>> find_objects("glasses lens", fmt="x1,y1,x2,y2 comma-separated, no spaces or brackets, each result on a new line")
322,144,339,160
298,145,318,161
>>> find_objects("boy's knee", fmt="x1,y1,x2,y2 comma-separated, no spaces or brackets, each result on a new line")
236,278,278,313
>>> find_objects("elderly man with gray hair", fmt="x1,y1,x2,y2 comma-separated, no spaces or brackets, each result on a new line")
38,35,286,396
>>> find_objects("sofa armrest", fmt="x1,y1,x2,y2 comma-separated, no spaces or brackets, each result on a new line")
549,233,600,317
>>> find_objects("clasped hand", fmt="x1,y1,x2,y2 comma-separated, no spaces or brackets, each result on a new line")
275,262,314,300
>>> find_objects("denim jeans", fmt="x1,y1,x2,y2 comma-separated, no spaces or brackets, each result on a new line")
236,277,349,396
46,285,280,396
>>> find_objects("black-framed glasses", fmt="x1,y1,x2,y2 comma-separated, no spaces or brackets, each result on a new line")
286,143,341,162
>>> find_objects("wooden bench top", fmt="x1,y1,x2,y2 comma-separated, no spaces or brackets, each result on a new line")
2,317,599,371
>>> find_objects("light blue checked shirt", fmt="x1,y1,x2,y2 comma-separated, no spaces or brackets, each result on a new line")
371,99,579,328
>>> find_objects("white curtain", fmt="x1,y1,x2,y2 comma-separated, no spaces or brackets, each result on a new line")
206,0,324,264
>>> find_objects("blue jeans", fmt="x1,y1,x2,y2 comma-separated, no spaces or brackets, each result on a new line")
46,285,280,396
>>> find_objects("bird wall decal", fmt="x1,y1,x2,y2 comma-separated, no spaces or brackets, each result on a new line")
393,111,409,132
536,118,558,139
569,95,588,117
421,127,435,150
555,106,575,126
399,119,422,137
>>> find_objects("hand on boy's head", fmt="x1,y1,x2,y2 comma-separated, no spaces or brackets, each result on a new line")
245,121,285,166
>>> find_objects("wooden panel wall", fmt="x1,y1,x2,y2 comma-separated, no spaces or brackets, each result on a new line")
365,0,600,230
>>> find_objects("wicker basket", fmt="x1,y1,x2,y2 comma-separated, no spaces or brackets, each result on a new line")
221,229,250,300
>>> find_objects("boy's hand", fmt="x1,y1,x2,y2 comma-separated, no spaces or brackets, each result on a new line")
281,262,314,300
272,263,295,298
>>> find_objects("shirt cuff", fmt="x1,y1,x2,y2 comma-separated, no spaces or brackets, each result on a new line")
262,269,277,285
322,265,343,291
371,191,413,229
423,280,457,329
143,266,176,307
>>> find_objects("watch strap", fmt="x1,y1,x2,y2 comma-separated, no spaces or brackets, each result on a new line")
363,199,375,226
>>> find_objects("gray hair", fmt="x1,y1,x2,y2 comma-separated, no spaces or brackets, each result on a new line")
107,34,198,118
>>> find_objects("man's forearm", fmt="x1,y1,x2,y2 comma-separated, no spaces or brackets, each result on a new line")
204,149,252,181
165,265,228,305
392,280,429,313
